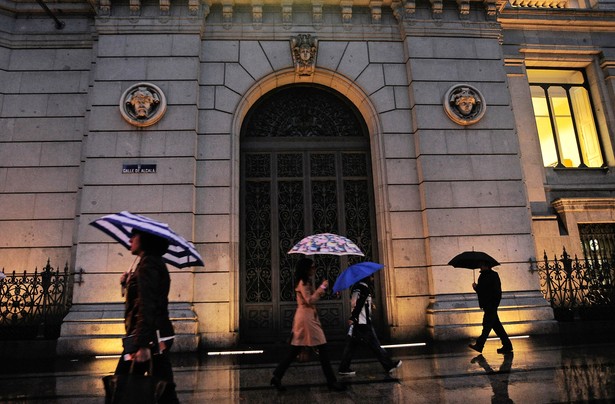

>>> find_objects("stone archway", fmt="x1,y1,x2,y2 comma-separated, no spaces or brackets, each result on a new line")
238,84,381,343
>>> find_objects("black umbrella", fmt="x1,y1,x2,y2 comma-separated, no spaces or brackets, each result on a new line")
448,251,500,282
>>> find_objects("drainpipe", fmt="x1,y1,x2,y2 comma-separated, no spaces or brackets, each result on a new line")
35,0,65,29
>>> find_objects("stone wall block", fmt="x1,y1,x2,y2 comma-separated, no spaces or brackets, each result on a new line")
202,41,240,62
356,64,385,95
95,58,147,81
0,143,42,166
239,41,273,81
394,86,410,109
193,272,229,302
380,109,412,133
198,109,233,134
9,49,91,71
425,206,530,237
316,41,348,71
409,59,506,82
419,155,522,181
196,187,231,214
406,37,501,59
260,41,292,71
40,142,82,166
0,117,85,142
383,63,408,86
416,129,518,156
2,94,48,117
391,239,427,267
386,158,418,184
370,86,396,113
199,243,231,271
383,133,415,158
147,58,200,80
196,160,231,187
368,41,404,63
422,180,528,209
337,42,369,80
390,211,424,238
199,63,225,85
215,86,241,113
0,219,73,248
47,94,88,117
4,167,78,192
224,63,256,95
388,184,422,211
197,134,231,160
195,214,231,243
199,86,215,109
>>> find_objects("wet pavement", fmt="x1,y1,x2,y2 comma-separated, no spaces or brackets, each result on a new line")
1,325,615,403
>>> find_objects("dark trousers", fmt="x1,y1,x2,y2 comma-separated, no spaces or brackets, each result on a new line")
476,308,512,349
273,344,337,384
339,325,395,371
114,340,179,404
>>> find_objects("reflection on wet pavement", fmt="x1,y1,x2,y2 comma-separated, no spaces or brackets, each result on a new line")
1,335,614,403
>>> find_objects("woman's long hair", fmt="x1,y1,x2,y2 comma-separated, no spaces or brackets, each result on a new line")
295,258,314,287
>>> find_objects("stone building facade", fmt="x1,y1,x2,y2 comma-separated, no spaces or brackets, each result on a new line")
1,0,614,355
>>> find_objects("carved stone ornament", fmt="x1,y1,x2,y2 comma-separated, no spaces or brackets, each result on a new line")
443,84,486,126
291,34,318,77
119,83,167,127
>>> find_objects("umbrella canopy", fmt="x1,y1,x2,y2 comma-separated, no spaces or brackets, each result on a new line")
332,261,384,293
90,211,204,268
448,251,500,270
287,233,364,256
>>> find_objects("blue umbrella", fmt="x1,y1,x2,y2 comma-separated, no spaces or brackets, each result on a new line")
90,211,204,268
333,262,384,293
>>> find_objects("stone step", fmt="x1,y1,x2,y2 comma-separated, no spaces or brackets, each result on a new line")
56,303,200,356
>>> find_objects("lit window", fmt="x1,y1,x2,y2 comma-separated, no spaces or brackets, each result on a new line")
527,69,605,168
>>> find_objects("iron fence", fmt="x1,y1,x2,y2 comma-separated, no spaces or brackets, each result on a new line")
0,260,72,339
529,248,615,321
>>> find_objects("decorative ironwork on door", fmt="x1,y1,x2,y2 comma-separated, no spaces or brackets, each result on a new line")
240,85,377,343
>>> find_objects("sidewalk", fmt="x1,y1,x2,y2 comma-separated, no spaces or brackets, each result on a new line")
1,322,614,403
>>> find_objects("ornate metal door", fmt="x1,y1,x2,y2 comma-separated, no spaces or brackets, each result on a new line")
240,85,379,343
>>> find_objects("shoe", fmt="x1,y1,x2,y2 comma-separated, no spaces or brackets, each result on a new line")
468,344,483,353
328,381,347,391
496,346,513,354
270,376,286,391
338,369,356,376
386,360,402,374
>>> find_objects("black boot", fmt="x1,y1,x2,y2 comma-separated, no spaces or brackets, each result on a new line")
270,376,286,391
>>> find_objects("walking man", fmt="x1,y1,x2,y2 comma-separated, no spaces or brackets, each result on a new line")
469,262,513,354
338,275,401,376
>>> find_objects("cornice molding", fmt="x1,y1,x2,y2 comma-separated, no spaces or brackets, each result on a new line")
498,7,615,31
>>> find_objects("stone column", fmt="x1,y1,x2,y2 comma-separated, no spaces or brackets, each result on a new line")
400,13,556,340
57,6,205,356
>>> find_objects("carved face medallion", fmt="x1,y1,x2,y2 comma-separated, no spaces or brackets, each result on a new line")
443,84,486,126
119,83,167,127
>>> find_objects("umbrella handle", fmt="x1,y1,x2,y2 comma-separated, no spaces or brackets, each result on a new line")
473,269,475,283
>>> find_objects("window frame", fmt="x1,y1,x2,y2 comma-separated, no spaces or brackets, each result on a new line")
527,67,607,169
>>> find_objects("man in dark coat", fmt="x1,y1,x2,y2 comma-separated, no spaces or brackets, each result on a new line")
469,262,513,354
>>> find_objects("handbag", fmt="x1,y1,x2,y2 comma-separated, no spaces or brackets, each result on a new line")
296,346,319,363
102,359,167,404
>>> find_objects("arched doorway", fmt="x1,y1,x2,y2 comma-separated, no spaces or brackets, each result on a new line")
239,84,380,343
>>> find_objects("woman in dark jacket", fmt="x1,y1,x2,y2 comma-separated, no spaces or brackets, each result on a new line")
114,229,179,404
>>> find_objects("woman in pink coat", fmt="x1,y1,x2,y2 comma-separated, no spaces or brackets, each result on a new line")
270,258,345,391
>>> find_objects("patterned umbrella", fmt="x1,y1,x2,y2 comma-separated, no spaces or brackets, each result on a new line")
90,211,204,268
288,233,364,256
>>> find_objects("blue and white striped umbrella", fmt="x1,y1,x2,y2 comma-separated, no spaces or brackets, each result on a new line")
90,211,204,268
